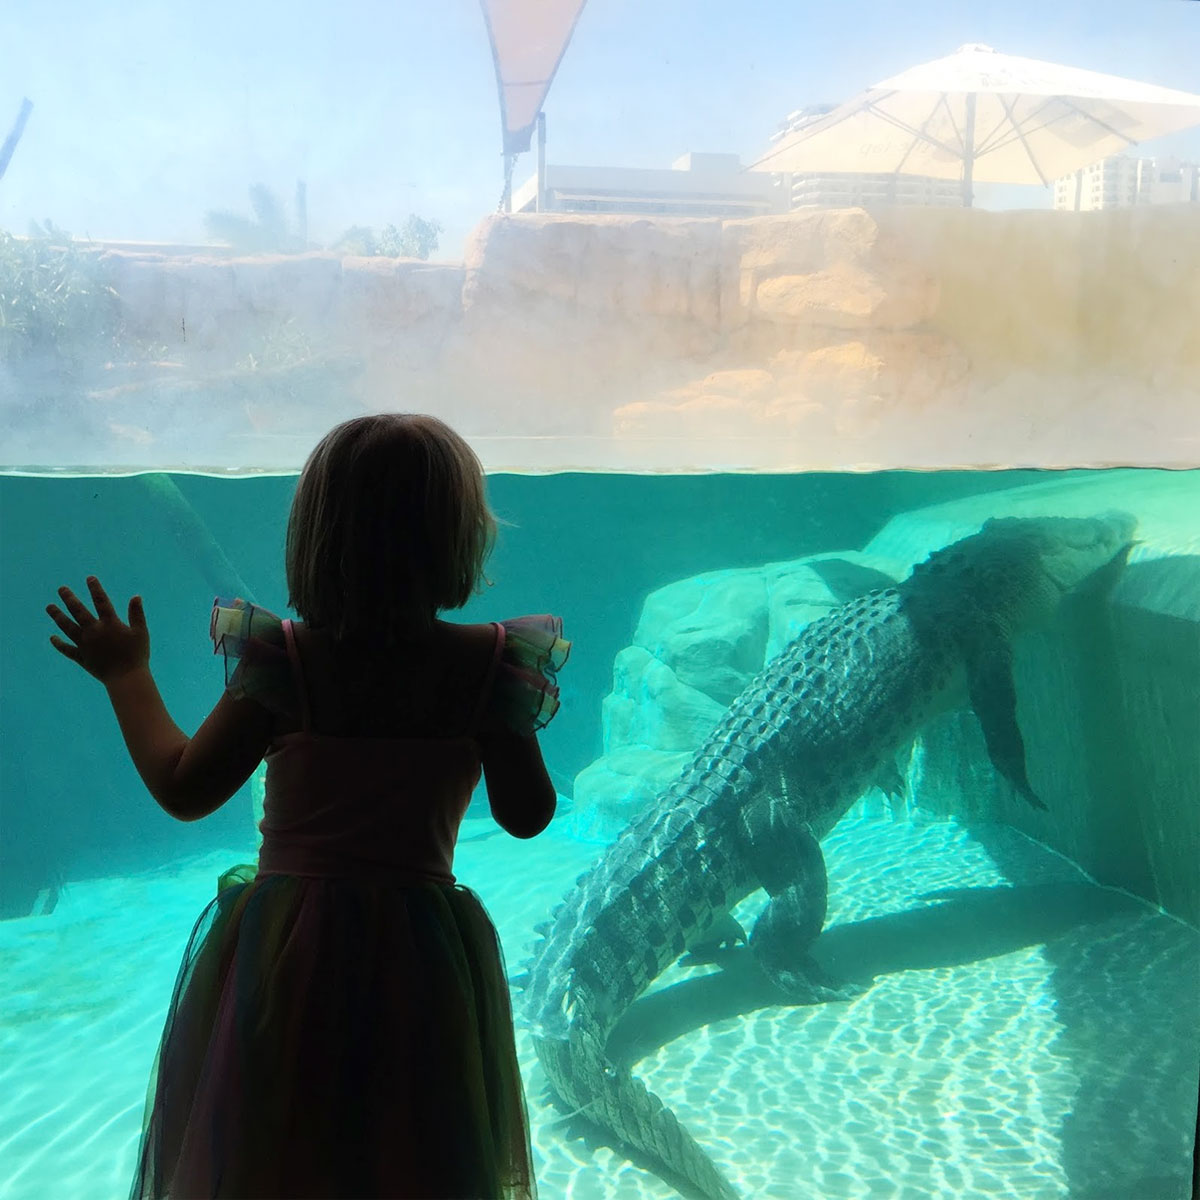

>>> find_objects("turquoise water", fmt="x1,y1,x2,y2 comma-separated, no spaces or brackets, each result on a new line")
1,467,1197,1199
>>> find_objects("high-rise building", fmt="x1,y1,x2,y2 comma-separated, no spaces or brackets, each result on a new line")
1053,155,1200,210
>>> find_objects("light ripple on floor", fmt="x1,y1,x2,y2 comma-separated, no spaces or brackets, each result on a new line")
1,814,1197,1200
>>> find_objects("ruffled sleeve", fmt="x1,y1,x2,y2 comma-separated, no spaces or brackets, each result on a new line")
488,615,571,735
209,597,298,720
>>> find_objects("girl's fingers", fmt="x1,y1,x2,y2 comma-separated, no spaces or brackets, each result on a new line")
45,603,80,639
128,595,146,629
49,635,81,662
87,576,119,621
56,585,95,625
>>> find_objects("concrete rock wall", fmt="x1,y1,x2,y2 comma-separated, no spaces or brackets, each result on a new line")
69,205,1200,471
572,549,904,841
912,551,1200,926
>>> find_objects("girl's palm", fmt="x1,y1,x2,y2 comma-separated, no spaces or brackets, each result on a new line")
47,576,150,684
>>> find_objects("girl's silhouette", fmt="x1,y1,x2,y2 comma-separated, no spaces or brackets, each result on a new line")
47,414,568,1199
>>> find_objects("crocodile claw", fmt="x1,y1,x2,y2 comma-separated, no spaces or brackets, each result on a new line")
763,954,871,1005
683,912,749,965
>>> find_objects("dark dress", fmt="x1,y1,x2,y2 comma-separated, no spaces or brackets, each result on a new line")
129,603,569,1200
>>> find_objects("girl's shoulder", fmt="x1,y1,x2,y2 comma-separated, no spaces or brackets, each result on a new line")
428,616,568,677
209,598,295,720
207,600,570,736
479,615,571,735
302,615,570,737
429,618,502,658
432,616,569,669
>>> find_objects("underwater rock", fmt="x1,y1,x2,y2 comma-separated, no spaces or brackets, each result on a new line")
573,550,904,839
571,747,692,844
634,570,770,704
603,647,726,752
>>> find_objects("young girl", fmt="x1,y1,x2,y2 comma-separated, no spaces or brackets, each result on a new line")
47,414,569,1200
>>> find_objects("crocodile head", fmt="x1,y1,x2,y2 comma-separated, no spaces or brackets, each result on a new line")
906,511,1137,811
909,511,1137,634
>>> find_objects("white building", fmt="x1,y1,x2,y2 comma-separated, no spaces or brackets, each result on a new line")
786,171,963,209
769,105,963,210
1054,155,1200,210
512,153,783,218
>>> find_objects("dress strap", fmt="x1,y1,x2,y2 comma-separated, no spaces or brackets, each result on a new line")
467,622,506,737
281,619,313,733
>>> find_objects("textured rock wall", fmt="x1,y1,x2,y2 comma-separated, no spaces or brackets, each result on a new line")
571,549,905,841
86,205,1200,470
913,555,1200,926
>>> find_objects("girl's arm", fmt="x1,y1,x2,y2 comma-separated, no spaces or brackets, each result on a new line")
48,577,273,821
105,674,273,820
479,730,557,839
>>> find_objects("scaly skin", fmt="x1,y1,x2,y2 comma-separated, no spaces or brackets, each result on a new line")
523,514,1136,1200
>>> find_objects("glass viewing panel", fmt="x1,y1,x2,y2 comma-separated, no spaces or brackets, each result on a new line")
2,3,1197,1200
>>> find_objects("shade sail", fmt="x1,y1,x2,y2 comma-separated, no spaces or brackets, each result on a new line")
752,44,1200,196
480,0,587,155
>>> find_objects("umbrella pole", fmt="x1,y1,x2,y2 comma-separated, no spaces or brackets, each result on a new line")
500,151,515,213
536,111,547,212
962,92,976,207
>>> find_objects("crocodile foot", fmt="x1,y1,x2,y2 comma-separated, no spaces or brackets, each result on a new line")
682,912,748,965
751,890,869,1004
762,952,870,1005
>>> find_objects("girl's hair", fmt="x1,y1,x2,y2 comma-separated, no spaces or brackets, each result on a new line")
286,414,496,641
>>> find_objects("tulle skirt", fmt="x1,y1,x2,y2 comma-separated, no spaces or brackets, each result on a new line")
129,867,536,1200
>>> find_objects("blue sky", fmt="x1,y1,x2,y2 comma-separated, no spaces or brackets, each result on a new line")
3,0,1198,256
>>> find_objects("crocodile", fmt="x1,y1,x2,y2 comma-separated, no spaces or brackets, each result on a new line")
522,513,1136,1200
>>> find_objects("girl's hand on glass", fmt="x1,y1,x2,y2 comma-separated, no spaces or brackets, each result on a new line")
47,576,150,684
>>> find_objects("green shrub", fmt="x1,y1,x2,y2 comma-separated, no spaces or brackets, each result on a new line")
333,214,442,259
204,184,304,254
0,222,122,365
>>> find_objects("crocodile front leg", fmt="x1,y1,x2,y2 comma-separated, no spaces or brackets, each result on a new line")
737,792,866,1004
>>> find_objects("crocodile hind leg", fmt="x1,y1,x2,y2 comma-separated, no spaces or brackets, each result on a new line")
737,792,865,1004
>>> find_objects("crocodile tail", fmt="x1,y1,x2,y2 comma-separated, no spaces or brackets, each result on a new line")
535,1031,741,1200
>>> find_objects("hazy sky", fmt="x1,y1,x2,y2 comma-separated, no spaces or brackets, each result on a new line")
3,0,1198,256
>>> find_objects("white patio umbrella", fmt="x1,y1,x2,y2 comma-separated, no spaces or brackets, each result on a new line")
751,43,1200,205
